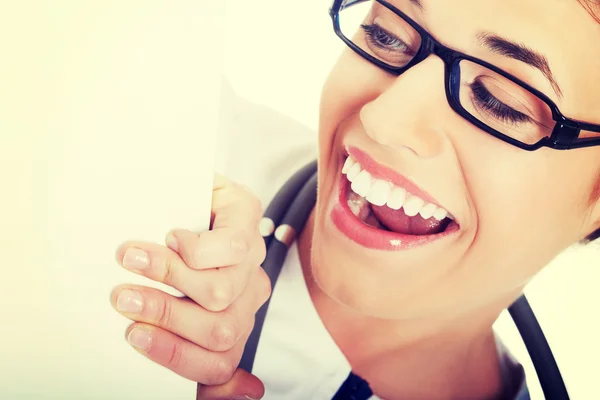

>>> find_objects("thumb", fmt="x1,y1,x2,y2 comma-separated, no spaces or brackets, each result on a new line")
196,368,265,400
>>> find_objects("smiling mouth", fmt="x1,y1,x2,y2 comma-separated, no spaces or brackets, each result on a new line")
330,152,459,250
343,155,454,235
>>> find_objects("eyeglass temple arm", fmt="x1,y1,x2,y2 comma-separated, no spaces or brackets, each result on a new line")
550,119,600,149
561,120,600,149
569,137,600,149
577,122,600,132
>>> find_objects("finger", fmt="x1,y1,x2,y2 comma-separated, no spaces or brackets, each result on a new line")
196,369,265,400
115,241,261,311
167,227,266,271
110,281,261,352
165,177,264,271
211,175,263,232
124,322,249,386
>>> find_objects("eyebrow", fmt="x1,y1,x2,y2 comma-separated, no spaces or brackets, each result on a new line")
405,0,563,99
477,32,563,99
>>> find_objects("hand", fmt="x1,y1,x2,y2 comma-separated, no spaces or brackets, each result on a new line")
111,174,271,400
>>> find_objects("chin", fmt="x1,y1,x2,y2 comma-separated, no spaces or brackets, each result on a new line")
307,137,474,319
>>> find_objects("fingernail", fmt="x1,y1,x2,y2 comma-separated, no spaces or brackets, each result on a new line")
116,289,143,313
123,248,149,270
166,232,179,253
127,327,152,351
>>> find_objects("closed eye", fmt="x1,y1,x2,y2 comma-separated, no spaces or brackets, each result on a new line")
469,79,532,125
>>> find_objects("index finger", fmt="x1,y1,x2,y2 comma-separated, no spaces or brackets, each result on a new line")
167,176,265,270
167,228,265,270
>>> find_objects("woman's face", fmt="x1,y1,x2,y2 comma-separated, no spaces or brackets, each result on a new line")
313,0,600,320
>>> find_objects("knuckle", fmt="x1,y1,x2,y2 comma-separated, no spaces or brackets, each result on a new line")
205,357,235,386
247,315,257,334
205,280,235,312
208,316,238,351
155,297,174,328
193,231,209,265
249,194,263,218
167,341,185,370
235,182,257,198
161,254,176,284
229,230,251,260
257,268,272,305
255,239,267,265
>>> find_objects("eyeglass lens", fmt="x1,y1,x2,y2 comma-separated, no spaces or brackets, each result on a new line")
338,0,555,145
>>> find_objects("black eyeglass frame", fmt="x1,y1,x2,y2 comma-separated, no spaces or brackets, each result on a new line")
330,0,600,151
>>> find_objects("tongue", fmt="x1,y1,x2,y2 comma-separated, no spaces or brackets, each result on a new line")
371,204,450,235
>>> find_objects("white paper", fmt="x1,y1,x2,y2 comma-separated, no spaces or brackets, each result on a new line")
0,1,223,399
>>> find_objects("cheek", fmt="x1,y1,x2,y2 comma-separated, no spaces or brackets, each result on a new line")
462,145,595,280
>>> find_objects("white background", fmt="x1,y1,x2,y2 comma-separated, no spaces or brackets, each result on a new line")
1,0,598,399
1,1,222,399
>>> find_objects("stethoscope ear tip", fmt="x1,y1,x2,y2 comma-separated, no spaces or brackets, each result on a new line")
259,217,275,237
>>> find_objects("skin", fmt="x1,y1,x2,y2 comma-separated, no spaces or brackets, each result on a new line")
305,0,600,397
112,0,600,399
112,176,270,400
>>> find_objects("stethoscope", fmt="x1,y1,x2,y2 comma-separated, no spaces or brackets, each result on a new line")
239,160,569,400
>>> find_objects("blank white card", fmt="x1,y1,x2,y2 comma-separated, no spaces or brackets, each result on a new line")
0,1,223,399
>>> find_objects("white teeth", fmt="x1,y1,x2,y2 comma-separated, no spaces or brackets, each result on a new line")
342,156,356,174
433,208,448,221
419,203,437,220
402,195,425,217
366,180,391,206
342,156,453,223
386,186,406,210
347,162,362,181
351,170,372,197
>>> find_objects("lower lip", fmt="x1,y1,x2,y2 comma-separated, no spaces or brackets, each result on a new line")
331,177,459,251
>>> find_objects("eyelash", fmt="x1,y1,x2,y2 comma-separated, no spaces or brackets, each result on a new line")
469,79,532,124
361,24,415,56
361,24,532,126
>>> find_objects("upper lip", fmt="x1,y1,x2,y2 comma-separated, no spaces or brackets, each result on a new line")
345,146,450,213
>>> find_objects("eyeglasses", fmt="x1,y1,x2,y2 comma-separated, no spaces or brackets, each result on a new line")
329,0,600,151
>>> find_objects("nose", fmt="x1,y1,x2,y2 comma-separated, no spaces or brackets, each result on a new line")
359,55,449,158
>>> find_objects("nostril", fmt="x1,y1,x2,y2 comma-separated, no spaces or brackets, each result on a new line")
361,110,441,157
396,144,419,157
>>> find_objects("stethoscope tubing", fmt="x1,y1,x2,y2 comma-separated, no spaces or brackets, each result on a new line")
240,160,569,399
240,162,318,373
509,296,569,399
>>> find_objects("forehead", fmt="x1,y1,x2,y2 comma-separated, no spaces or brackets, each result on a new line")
407,0,600,121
